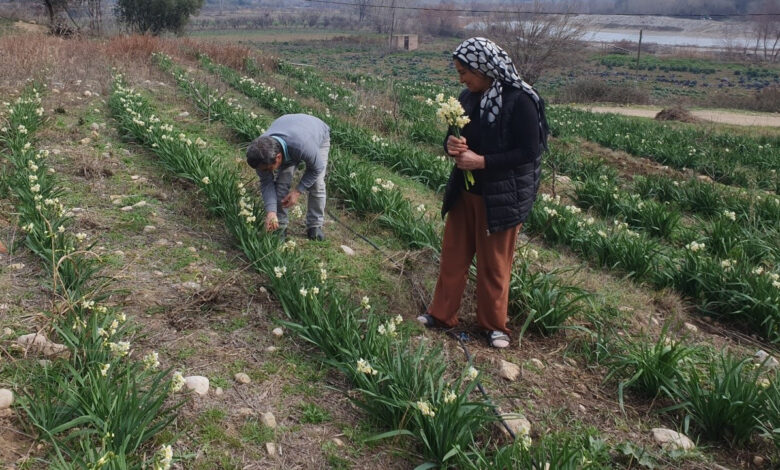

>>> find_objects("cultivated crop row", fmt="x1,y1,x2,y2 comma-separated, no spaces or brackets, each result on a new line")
1,86,179,469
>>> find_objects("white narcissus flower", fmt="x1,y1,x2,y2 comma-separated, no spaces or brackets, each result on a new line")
100,363,111,376
274,266,287,278
171,371,185,392
443,390,457,404
467,366,479,381
202,176,210,185
153,444,173,470
361,296,370,310
143,351,160,370
416,400,435,418
356,358,377,375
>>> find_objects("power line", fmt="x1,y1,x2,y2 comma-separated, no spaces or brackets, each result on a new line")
303,0,780,18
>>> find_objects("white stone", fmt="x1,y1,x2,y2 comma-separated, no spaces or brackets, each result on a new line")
184,376,209,395
340,245,355,256
753,456,765,467
16,333,68,357
528,358,545,370
272,327,284,337
755,350,779,369
331,437,344,447
265,442,277,457
498,359,520,381
122,149,131,156
215,387,224,396
265,346,278,353
133,200,147,208
683,322,698,333
0,389,13,409
555,175,571,184
90,123,100,131
120,205,134,212
154,238,169,246
234,372,251,384
178,111,190,117
237,407,254,416
2,327,13,337
652,428,695,451
501,414,531,438
261,411,277,428
143,225,156,233
180,281,201,291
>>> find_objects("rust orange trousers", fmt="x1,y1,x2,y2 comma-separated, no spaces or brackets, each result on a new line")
428,191,520,334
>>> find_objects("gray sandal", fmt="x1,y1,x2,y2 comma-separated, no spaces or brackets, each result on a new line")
489,331,510,348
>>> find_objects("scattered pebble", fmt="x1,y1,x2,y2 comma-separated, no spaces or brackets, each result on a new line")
754,456,765,467
122,149,131,156
143,225,156,233
237,407,253,416
501,414,531,438
265,442,277,457
340,245,355,256
120,205,134,212
83,90,92,97
180,281,201,291
183,376,209,396
90,123,100,131
331,438,344,447
272,327,284,337
652,427,695,451
265,346,278,353
683,322,698,333
214,387,224,396
155,239,169,246
178,111,190,117
498,359,520,381
80,137,91,145
0,389,13,409
16,333,68,357
528,358,545,370
2,327,13,337
187,246,197,253
755,350,779,369
261,412,277,429
132,200,147,208
234,373,251,384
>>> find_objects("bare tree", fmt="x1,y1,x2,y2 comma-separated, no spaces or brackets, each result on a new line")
749,0,779,62
482,1,588,85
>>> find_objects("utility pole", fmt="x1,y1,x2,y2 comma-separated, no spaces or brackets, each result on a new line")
636,28,643,73
388,0,396,46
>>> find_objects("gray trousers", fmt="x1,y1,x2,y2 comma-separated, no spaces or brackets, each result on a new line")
274,138,329,229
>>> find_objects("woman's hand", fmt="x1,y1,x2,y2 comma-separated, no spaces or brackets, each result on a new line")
446,135,468,156
454,150,485,170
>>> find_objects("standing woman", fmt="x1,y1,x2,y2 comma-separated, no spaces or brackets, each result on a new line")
418,37,547,348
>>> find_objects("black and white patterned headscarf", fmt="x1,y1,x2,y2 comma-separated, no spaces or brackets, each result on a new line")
453,37,539,126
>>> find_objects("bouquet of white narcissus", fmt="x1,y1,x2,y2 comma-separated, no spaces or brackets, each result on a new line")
435,94,474,189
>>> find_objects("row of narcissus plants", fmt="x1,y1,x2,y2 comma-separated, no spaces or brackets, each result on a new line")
527,194,780,342
572,172,779,264
107,74,532,467
0,86,180,470
548,106,779,192
605,326,780,451
157,54,594,336
549,149,780,230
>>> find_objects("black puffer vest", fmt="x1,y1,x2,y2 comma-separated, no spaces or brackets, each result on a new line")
441,87,543,233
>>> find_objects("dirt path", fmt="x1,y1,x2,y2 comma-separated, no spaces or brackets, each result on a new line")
576,105,780,128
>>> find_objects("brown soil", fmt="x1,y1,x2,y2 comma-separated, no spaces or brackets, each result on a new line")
577,104,780,128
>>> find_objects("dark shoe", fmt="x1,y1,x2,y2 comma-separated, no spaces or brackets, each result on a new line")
307,227,325,241
416,313,440,328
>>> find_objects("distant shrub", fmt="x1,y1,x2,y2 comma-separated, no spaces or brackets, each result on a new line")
555,79,650,105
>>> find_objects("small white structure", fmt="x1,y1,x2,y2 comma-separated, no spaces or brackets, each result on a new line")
391,34,418,51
